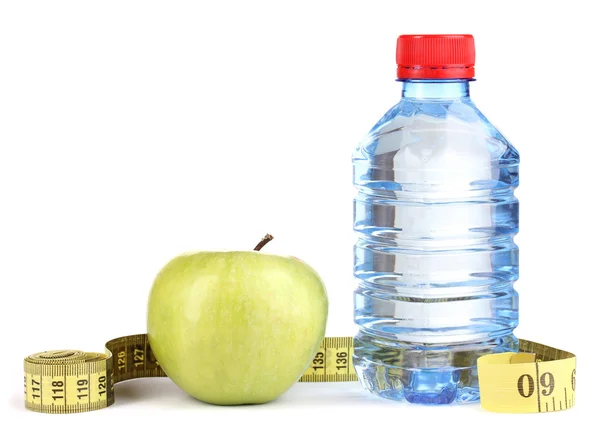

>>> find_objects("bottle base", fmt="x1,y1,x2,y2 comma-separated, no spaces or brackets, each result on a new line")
353,332,518,405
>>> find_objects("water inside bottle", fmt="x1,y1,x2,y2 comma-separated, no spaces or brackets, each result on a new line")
353,92,519,404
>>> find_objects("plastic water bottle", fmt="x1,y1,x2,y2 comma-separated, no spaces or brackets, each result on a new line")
352,34,519,404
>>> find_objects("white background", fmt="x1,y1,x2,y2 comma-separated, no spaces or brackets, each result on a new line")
1,0,597,437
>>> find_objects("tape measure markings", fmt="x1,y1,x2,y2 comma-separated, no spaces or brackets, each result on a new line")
24,334,575,414
298,336,356,383
477,339,575,413
25,350,111,413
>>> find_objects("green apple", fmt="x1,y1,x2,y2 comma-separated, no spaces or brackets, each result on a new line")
146,237,328,405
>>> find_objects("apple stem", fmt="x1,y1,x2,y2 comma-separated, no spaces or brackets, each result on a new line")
253,234,274,251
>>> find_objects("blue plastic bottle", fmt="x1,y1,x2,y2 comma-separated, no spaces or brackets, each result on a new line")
352,34,519,404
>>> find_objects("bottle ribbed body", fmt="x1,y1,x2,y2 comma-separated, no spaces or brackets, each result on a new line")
352,80,519,404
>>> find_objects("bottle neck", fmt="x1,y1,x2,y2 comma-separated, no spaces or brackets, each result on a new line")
401,79,471,99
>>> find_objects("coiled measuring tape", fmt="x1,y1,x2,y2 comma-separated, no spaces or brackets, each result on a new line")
24,334,575,414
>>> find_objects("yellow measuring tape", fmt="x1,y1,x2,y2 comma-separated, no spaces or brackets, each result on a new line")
24,334,575,414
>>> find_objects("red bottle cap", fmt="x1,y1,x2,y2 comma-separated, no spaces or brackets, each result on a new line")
396,34,475,80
